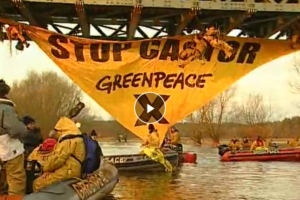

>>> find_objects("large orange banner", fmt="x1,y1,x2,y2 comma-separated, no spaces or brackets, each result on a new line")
0,18,297,144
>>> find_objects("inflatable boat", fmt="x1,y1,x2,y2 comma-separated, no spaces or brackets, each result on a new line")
219,144,300,162
0,161,119,200
104,150,179,171
162,144,197,163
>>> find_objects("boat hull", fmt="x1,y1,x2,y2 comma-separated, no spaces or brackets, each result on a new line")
104,151,179,171
0,161,118,200
221,148,300,162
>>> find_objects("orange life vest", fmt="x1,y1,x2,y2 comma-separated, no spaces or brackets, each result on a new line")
256,140,264,147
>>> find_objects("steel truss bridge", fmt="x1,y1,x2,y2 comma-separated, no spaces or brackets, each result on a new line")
1,0,300,41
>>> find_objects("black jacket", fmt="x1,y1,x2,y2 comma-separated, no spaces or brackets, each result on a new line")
20,127,43,156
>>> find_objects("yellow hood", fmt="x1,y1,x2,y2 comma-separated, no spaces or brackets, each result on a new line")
54,117,81,138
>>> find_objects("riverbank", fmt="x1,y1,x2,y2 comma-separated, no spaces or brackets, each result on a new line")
97,137,294,147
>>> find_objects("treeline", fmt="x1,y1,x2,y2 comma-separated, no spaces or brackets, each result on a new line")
77,116,300,140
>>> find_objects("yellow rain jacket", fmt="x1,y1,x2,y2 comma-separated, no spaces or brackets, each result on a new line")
142,148,173,172
28,146,53,167
170,131,181,145
288,139,299,147
142,131,172,172
144,131,160,149
33,117,85,192
228,139,241,150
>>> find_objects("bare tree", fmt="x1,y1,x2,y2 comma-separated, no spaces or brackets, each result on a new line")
290,55,300,94
9,70,93,137
232,94,274,138
202,87,236,144
186,87,236,145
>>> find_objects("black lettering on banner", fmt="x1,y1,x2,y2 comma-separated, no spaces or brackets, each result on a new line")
48,34,261,64
113,43,132,61
48,35,69,59
140,40,161,59
90,43,110,62
95,72,213,94
159,39,180,61
70,40,86,62
217,41,240,62
134,94,170,126
236,43,261,64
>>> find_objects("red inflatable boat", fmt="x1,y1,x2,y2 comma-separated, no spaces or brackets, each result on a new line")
219,144,300,162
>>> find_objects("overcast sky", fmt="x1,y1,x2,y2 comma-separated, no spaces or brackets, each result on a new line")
0,27,299,120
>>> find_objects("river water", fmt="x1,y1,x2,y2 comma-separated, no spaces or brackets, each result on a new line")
101,141,300,200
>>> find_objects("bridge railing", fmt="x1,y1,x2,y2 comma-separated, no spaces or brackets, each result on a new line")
15,0,300,12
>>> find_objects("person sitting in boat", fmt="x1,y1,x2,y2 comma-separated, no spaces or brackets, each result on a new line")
141,124,173,171
32,117,85,192
142,124,160,148
287,137,299,147
170,127,183,151
268,137,278,148
161,135,171,149
28,130,58,164
228,137,241,151
20,115,43,158
250,136,267,151
26,130,58,193
0,79,27,195
241,137,251,148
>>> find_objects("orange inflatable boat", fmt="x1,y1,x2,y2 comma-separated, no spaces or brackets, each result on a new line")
218,144,300,162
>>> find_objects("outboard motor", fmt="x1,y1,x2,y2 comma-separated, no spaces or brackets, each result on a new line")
25,160,42,194
218,144,230,156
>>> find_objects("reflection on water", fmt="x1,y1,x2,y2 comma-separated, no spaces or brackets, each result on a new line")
101,141,300,200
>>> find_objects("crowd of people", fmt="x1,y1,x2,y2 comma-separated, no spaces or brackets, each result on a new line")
0,79,103,195
228,136,300,151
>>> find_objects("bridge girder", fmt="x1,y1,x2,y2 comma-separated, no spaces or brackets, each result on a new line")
10,0,38,26
0,1,299,41
226,10,255,33
264,16,299,39
173,8,199,36
127,5,142,40
75,0,90,38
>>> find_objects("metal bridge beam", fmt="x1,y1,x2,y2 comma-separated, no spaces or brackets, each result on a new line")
10,0,38,26
174,9,198,36
127,5,142,40
227,11,255,33
264,16,299,39
75,0,90,38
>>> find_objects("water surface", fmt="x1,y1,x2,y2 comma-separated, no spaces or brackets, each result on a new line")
101,141,300,200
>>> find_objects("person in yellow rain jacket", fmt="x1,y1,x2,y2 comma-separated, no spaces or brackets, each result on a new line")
287,137,299,147
142,124,160,148
32,117,85,192
250,136,267,151
170,127,183,151
28,130,58,165
228,137,241,151
141,124,172,172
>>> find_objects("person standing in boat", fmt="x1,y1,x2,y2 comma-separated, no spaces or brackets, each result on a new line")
20,115,43,158
170,127,183,151
228,136,241,151
0,79,27,195
32,117,85,192
250,136,266,151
